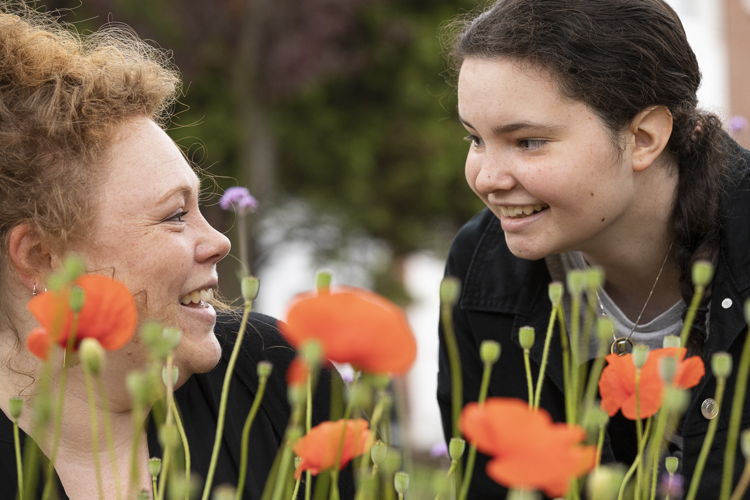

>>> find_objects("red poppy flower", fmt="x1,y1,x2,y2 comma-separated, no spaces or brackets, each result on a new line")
287,357,309,387
280,287,416,375
599,347,704,420
26,274,138,359
293,418,372,478
460,398,596,497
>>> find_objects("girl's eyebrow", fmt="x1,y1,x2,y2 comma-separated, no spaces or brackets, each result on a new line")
458,116,561,135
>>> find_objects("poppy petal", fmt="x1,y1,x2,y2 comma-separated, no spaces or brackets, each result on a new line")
26,327,51,359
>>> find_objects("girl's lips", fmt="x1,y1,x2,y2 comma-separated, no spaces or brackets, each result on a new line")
180,301,216,324
496,206,548,232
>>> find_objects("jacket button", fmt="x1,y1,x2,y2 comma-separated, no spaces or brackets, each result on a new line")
701,398,719,420
721,298,733,309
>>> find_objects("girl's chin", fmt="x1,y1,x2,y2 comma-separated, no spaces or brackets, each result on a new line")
172,332,223,377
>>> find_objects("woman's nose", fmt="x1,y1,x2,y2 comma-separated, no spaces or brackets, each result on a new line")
197,219,231,264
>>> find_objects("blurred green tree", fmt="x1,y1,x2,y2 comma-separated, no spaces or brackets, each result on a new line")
44,0,483,299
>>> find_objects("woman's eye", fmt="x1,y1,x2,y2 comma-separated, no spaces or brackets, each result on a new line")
164,210,189,223
463,134,483,148
518,139,547,150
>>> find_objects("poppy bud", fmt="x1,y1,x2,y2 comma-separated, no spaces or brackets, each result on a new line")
596,317,614,342
241,276,260,302
9,397,23,420
162,366,179,387
62,254,86,282
449,437,465,461
288,385,305,406
663,387,689,414
662,335,681,348
665,456,679,474
371,441,388,466
439,277,461,306
47,273,67,292
480,340,501,363
126,372,152,407
584,266,605,291
148,457,162,477
582,405,609,431
394,471,410,496
300,340,323,369
566,270,585,296
691,261,713,287
257,361,273,378
518,327,535,350
80,338,104,375
711,352,732,378
69,286,85,313
742,430,750,458
348,382,372,409
211,485,235,500
659,356,677,384
383,448,401,473
548,282,563,306
159,425,179,449
586,464,625,500
315,270,333,292
632,344,650,369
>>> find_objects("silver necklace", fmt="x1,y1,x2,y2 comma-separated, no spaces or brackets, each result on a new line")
607,243,674,356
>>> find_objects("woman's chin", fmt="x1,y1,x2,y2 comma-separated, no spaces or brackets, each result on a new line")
173,331,222,377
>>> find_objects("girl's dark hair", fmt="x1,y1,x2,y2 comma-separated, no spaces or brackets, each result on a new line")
451,0,729,351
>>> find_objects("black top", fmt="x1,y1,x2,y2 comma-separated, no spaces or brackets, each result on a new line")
0,311,350,499
438,143,750,498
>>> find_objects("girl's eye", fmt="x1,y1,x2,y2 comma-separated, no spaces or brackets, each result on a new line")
463,134,483,148
518,139,547,150
163,210,189,223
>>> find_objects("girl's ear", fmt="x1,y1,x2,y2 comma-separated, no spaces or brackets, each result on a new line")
629,106,673,172
6,223,57,291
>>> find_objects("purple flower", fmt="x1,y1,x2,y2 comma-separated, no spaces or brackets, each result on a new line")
658,472,684,499
729,116,748,134
430,441,449,458
219,186,258,214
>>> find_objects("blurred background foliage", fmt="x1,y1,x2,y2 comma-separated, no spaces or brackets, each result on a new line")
44,0,484,302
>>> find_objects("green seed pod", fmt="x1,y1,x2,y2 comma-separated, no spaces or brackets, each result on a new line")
211,485,236,500
662,335,681,349
439,277,461,306
394,471,410,495
518,327,535,350
162,366,179,387
665,456,679,474
300,340,323,368
586,464,625,500
162,328,182,351
663,387,690,414
449,437,466,461
348,382,372,409
383,448,401,474
659,356,678,384
566,270,585,296
148,457,162,477
8,397,23,420
62,254,86,282
371,441,388,466
80,338,105,376
632,344,650,369
691,260,714,287
582,405,610,431
241,276,260,302
548,282,564,306
69,286,85,313
584,266,605,291
480,340,502,363
287,385,306,406
315,270,333,291
257,361,273,378
711,352,733,378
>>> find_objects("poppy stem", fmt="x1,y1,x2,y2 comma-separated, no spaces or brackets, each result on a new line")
200,298,254,500
169,398,191,500
82,362,105,500
235,372,270,499
157,356,177,500
556,306,574,424
523,348,533,406
685,375,727,500
96,375,123,500
533,302,559,409
616,418,652,500
720,309,750,500
12,411,24,499
440,300,464,438
678,284,704,347
569,290,582,424
635,374,644,500
729,461,750,500
646,409,670,500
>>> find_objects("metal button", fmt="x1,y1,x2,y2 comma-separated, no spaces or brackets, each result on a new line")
701,398,719,420
722,298,733,309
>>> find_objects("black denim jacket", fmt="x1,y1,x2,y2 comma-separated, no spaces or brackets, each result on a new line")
438,145,750,499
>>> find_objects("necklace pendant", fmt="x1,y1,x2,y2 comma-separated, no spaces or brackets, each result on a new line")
610,337,634,356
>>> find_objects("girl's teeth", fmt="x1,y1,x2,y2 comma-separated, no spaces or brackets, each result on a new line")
499,204,549,218
180,288,214,305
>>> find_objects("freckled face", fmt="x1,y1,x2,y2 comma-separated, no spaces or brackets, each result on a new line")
74,117,231,379
458,57,639,260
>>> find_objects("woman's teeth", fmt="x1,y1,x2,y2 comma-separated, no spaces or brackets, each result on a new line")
180,288,214,306
498,204,548,218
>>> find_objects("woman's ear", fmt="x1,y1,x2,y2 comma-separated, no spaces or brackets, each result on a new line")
629,105,673,172
6,223,55,291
